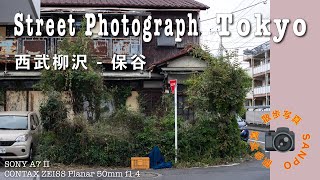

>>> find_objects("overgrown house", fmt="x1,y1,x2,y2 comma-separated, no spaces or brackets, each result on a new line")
0,0,209,120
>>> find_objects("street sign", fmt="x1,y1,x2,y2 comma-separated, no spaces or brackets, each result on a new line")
169,79,177,94
169,79,178,163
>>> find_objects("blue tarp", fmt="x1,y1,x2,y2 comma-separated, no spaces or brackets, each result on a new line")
148,146,173,169
240,129,249,141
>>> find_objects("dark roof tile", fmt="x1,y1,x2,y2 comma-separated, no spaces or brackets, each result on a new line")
41,0,209,10
147,45,194,70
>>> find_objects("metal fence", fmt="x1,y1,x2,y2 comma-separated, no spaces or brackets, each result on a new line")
245,106,270,125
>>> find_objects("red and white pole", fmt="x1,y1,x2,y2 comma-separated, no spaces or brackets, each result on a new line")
170,79,178,163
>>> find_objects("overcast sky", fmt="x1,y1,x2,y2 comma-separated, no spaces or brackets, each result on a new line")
196,0,270,61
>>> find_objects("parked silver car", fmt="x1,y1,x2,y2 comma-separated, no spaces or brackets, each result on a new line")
0,111,41,161
237,116,249,141
237,115,247,129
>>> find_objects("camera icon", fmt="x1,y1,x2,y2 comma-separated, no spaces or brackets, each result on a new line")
265,127,295,152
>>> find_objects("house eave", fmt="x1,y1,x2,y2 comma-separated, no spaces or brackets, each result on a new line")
41,7,204,14
0,71,164,81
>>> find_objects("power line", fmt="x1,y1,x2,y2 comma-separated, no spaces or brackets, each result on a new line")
202,39,266,45
231,0,248,12
233,0,258,20
227,14,269,33
225,28,256,45
232,0,267,14
200,0,268,22
225,15,268,45
204,43,266,51
237,36,257,48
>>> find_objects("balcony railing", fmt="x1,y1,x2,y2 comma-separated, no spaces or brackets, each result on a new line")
253,63,270,75
1,36,142,62
254,85,270,95
246,90,253,99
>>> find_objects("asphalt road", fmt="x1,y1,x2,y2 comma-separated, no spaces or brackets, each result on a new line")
0,160,269,180
248,130,266,150
143,160,269,180
0,127,269,180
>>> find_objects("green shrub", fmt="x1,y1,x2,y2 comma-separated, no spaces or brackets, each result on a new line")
180,46,252,163
36,115,133,166
36,106,250,167
108,107,145,137
39,92,67,132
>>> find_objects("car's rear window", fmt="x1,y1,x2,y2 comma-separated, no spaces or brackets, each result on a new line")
0,116,28,130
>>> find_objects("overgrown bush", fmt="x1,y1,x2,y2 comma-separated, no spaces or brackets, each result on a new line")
108,107,145,137
36,115,133,166
36,107,250,167
39,92,67,132
36,107,180,166
179,113,246,163
108,85,132,110
105,107,179,162
183,46,252,162
187,46,251,115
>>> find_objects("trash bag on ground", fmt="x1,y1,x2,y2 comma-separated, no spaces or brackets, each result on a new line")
148,146,173,169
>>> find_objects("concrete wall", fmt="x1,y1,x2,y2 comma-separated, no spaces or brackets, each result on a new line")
4,90,137,118
168,74,191,84
28,91,46,113
167,56,207,68
6,91,28,111
5,91,73,119
126,91,139,112
246,110,270,125
166,56,207,84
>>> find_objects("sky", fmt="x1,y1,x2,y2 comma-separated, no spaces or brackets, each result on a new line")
196,0,270,64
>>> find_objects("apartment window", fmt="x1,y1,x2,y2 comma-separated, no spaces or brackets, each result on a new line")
255,100,263,106
245,99,252,106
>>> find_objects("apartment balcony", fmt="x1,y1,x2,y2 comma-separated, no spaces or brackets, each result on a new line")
253,63,270,76
254,85,270,96
246,90,253,99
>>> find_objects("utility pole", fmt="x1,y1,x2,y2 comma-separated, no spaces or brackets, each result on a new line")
218,34,224,57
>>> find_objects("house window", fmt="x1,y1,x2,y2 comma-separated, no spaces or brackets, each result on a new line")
157,28,176,47
177,85,194,121
177,94,194,121
141,89,162,116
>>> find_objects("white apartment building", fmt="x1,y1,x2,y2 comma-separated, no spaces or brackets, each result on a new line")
243,41,270,107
